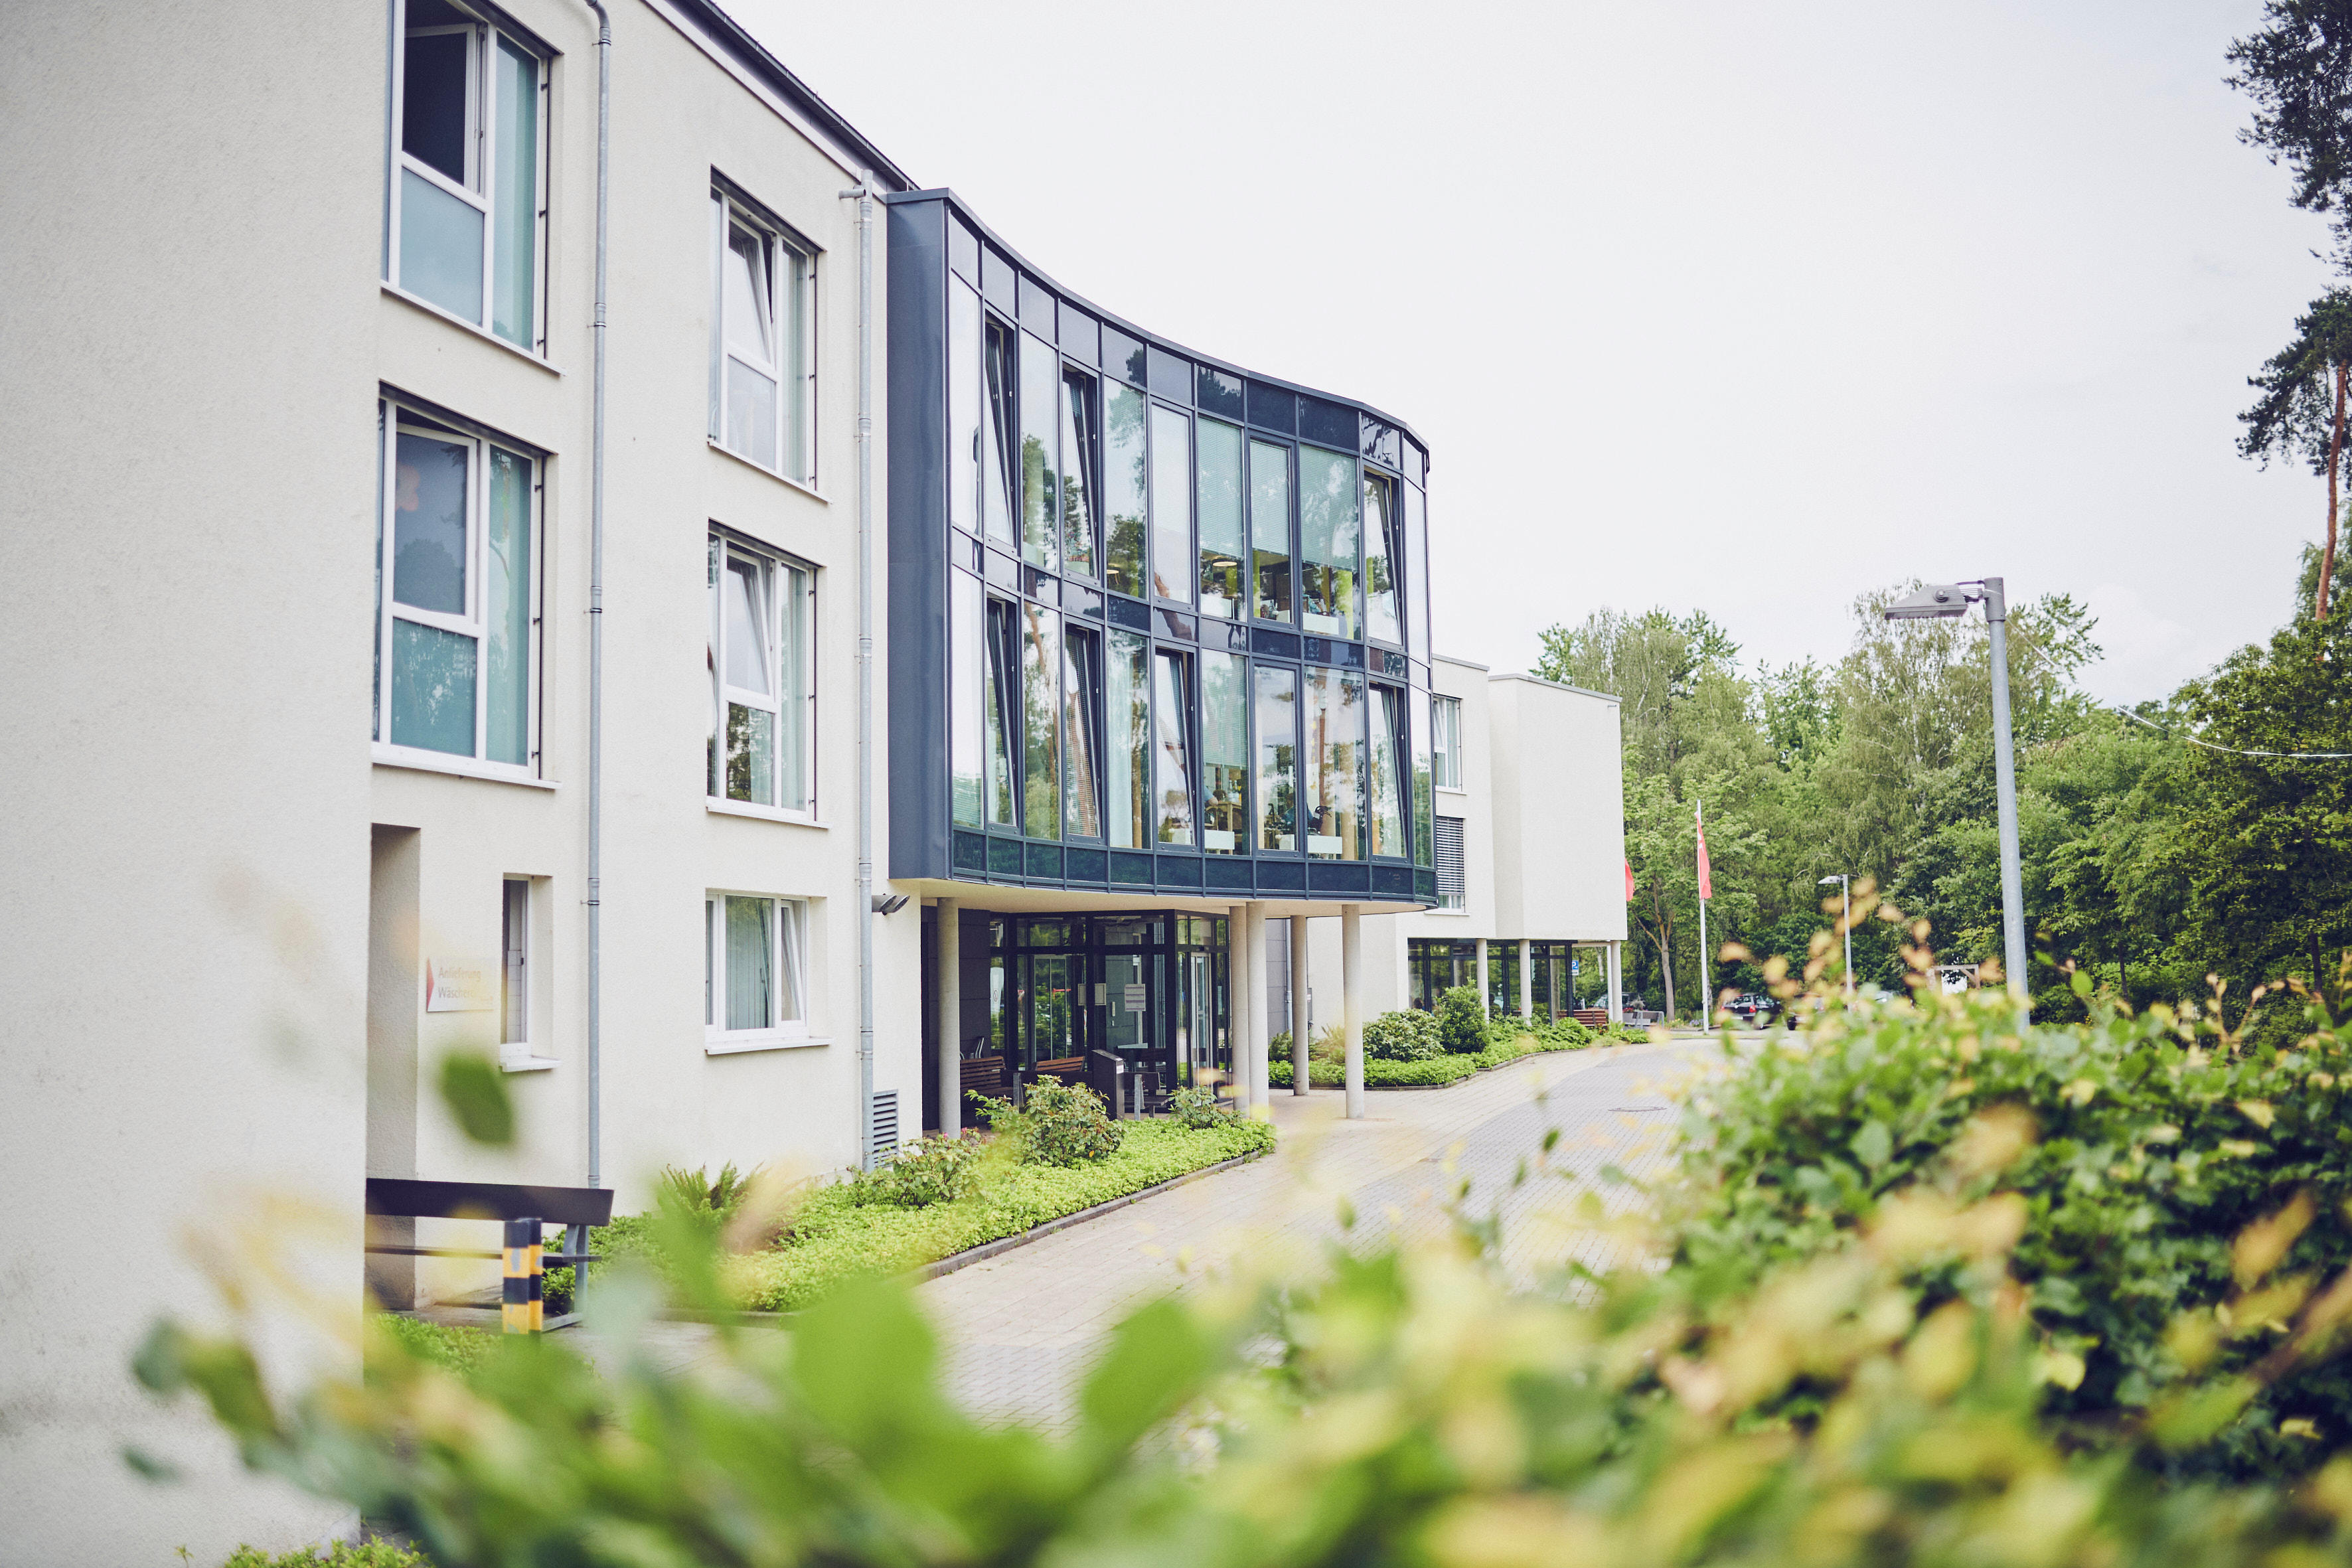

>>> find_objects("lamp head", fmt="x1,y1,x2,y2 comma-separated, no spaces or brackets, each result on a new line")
872,894,911,916
1885,583,1977,621
1818,874,1843,886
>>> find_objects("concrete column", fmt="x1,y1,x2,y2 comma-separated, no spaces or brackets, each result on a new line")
1518,938,1533,1021
1475,937,1489,1017
1245,902,1272,1113
1342,903,1365,1120
1290,912,1311,1095
935,901,961,1137
1228,903,1252,1107
1607,941,1623,1023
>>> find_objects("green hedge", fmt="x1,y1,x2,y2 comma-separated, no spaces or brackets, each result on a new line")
587,1119,1273,1314
1269,1026,1596,1089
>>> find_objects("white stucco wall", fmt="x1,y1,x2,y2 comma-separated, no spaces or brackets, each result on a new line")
1488,676,1628,944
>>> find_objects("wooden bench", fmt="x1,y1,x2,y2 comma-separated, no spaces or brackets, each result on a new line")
364,1177,611,1329
960,1053,1008,1101
1571,1009,1609,1029
1029,1055,1087,1087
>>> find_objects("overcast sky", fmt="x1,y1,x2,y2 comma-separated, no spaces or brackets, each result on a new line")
735,0,2333,704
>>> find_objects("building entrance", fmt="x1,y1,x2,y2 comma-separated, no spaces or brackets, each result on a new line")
982,912,1230,1105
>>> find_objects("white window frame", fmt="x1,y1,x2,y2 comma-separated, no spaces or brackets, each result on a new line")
708,532,816,815
386,0,550,351
704,892,814,1054
1431,694,1464,791
375,396,542,776
711,186,817,484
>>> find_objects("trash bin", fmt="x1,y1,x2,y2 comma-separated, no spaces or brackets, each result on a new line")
1087,1050,1127,1117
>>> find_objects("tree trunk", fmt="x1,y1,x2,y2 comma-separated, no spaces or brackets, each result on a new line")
2117,937,2128,1013
1651,886,1677,1021
2325,361,2346,621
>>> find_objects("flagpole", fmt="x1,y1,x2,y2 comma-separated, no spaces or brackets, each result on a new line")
1695,799,1708,1027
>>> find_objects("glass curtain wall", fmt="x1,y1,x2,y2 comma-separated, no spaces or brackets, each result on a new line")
1403,481,1429,659
1298,447,1360,638
1409,685,1434,868
1153,650,1194,843
1020,604,1061,837
1407,939,1478,1010
1303,666,1365,859
1250,439,1291,622
1150,406,1192,603
1196,419,1244,619
1020,333,1060,570
1488,945,1522,1018
1368,684,1406,858
982,319,1018,546
1061,368,1098,577
1200,650,1247,852
1062,627,1103,838
951,281,982,536
1107,628,1150,847
951,574,983,825
1363,472,1399,645
984,596,1018,826
1255,665,1297,850
1104,382,1147,597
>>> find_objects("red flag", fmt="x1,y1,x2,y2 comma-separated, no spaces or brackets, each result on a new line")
1695,803,1713,901
1624,858,1636,900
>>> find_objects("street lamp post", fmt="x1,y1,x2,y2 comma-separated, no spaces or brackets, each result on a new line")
1817,874,1852,996
1885,578,2029,1006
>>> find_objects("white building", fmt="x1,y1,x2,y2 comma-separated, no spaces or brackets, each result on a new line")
0,1,1624,1559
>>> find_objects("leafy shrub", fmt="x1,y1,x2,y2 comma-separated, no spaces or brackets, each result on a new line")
222,1543,433,1568
979,1078,1123,1166
851,1133,980,1208
1533,1015,1593,1048
1169,1084,1241,1128
1433,985,1488,1053
1661,984,2352,1478
653,1162,757,1236
1361,1008,1443,1061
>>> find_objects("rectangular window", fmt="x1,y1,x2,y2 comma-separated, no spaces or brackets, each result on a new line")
1250,439,1292,622
951,573,984,826
390,1,545,349
1298,446,1360,639
1304,667,1365,860
1364,471,1401,646
1403,481,1429,659
1153,649,1195,844
713,192,813,483
1103,381,1148,598
376,399,538,768
1150,404,1193,603
1431,694,1464,789
1020,603,1061,838
1197,419,1245,620
984,317,1018,545
1255,665,1298,851
1020,332,1060,571
1061,367,1099,577
984,597,1018,827
1410,688,1434,868
1434,816,1465,910
1200,649,1248,852
1368,684,1407,858
500,878,529,1046
707,534,813,812
704,894,810,1047
1063,625,1103,838
1107,628,1151,847
950,279,982,537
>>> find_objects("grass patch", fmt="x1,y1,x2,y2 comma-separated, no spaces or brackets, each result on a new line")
222,1545,433,1568
368,1314,493,1379
1269,1028,1595,1089
591,1119,1273,1314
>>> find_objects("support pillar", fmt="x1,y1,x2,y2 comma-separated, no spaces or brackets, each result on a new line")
1607,941,1623,1023
935,900,960,1138
1518,938,1533,1021
1290,912,1311,1095
1342,904,1365,1119
1245,903,1271,1114
1227,903,1251,1108
1475,937,1489,1018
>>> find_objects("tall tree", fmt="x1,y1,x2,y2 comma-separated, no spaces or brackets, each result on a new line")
2238,289,2352,617
2229,1,2352,256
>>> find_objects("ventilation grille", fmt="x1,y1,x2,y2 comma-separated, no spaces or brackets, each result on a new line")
871,1090,900,1160
1435,817,1466,911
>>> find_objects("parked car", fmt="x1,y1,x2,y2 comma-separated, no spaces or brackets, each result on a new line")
1722,992,1778,1027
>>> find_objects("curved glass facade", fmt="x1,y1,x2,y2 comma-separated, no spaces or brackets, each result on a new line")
888,191,1437,906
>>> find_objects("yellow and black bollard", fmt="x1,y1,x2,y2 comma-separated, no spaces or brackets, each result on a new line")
502,1215,543,1334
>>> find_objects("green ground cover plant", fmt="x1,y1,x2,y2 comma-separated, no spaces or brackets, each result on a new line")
366,1316,491,1381
220,1545,432,1568
1269,1024,1593,1089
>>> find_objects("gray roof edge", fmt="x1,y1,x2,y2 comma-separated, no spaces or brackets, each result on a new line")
674,0,917,191
1489,672,1620,704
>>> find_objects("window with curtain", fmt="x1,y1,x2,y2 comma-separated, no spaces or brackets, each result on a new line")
1103,382,1147,599
711,191,813,483
704,894,811,1049
1304,666,1365,860
1107,629,1150,847
1196,419,1244,619
1368,684,1407,858
1255,664,1297,851
1062,627,1103,839
1019,332,1060,571
1060,367,1099,578
1298,446,1360,639
1431,694,1464,789
389,0,545,349
1363,471,1401,646
1250,439,1292,622
706,533,813,813
1153,650,1195,844
1149,405,1192,603
1200,650,1247,852
376,398,538,769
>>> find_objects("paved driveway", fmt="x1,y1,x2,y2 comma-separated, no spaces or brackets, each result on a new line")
923,1038,1723,1431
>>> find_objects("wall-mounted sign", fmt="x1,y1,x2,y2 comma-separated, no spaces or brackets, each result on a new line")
426,958,495,1012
